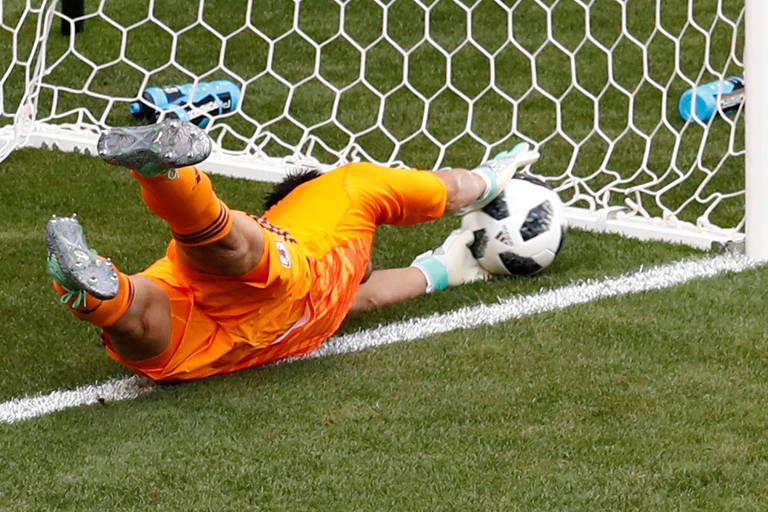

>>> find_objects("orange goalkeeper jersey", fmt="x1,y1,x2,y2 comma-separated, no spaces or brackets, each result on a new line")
103,162,447,381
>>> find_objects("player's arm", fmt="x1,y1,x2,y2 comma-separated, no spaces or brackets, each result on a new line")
350,267,429,312
432,142,540,214
350,229,490,312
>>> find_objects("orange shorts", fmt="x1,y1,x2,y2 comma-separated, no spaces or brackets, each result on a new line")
104,162,447,381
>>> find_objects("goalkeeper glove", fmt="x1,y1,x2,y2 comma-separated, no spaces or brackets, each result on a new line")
410,229,491,293
456,141,540,215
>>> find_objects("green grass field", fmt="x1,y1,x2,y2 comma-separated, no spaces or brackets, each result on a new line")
3,1,768,510
1,147,767,511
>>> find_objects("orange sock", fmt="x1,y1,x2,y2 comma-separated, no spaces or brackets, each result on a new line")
53,271,133,327
132,166,233,246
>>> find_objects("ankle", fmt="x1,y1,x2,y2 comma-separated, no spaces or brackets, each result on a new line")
53,272,133,327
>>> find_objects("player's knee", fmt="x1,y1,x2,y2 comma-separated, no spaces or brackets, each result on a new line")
213,242,257,276
180,221,261,276
105,276,171,361
105,316,168,361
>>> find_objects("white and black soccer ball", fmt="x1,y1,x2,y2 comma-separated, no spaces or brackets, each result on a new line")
461,175,567,276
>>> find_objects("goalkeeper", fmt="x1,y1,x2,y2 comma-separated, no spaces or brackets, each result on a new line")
46,119,539,381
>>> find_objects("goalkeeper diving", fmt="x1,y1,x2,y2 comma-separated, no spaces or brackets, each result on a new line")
46,119,539,381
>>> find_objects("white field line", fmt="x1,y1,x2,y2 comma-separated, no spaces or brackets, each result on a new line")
0,253,759,424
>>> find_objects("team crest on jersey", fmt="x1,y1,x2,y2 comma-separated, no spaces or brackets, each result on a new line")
275,240,291,268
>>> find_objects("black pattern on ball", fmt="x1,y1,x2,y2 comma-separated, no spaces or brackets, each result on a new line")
520,200,553,241
469,229,488,259
499,251,542,275
481,191,509,220
460,173,566,276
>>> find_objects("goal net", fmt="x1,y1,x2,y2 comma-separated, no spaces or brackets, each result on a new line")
0,0,747,250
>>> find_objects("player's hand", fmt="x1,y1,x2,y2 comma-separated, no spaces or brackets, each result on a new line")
410,229,491,293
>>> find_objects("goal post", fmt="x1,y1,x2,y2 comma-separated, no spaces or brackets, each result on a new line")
0,0,756,254
745,0,768,261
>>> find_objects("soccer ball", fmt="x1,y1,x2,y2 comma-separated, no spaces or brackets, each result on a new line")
461,175,567,276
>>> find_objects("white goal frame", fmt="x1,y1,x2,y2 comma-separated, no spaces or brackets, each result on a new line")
744,0,768,260
1,0,765,258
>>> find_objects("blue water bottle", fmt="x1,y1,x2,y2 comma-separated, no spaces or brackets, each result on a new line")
678,76,744,122
129,83,194,122
168,80,241,128
130,80,240,127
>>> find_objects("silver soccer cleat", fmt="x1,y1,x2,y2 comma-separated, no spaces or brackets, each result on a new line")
46,214,119,300
96,118,212,176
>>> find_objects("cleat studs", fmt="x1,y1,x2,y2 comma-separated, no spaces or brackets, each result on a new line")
73,249,89,264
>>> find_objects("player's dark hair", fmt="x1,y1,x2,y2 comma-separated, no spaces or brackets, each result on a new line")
263,168,323,210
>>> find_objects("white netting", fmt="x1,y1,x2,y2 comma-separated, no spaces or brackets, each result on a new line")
0,0,745,247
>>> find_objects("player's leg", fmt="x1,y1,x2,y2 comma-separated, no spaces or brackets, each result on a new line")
131,168,264,276
98,119,265,276
46,215,171,360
